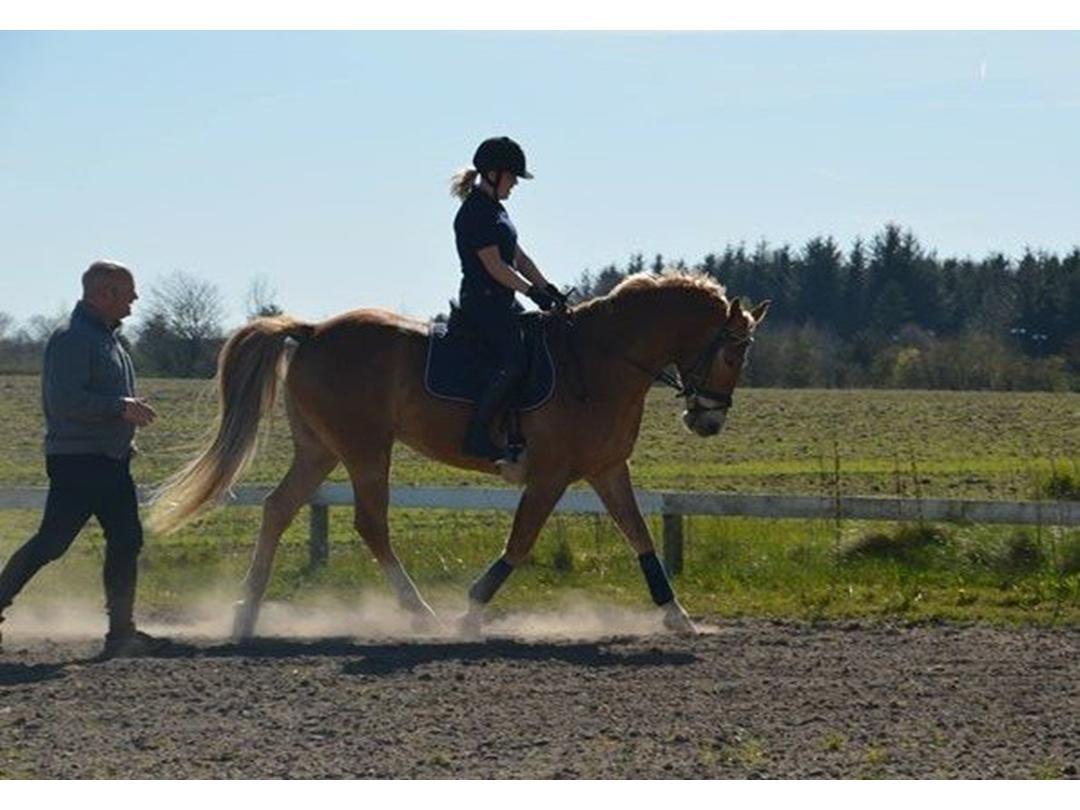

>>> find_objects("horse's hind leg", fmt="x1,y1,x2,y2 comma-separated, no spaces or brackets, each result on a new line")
343,444,440,631
233,420,338,640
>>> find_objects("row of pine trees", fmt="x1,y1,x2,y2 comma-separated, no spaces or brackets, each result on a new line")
571,224,1079,390
2,224,1077,389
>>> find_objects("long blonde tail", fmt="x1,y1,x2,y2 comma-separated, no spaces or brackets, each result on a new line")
146,315,313,534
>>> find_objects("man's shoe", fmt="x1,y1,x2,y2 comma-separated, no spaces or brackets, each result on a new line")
102,629,173,659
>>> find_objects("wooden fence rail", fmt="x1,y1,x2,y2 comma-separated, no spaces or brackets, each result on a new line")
2,485,1077,574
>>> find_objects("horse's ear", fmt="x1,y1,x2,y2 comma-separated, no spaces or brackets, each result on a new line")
728,298,744,318
750,299,771,324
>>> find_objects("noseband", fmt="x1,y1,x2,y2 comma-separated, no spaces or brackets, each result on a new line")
623,327,753,413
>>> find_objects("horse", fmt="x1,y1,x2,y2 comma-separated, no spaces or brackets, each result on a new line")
147,271,769,639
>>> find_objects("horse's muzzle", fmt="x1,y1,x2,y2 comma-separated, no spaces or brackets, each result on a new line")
682,404,727,437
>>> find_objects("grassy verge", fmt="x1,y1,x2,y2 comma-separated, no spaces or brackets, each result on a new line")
3,507,1077,624
1,378,1077,625
1,378,1077,500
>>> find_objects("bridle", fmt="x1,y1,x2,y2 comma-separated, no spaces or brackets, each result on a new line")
550,300,753,413
621,325,753,414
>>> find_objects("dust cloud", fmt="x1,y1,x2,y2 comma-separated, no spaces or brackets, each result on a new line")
2,590,691,644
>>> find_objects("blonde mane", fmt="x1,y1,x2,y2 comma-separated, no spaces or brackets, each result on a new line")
574,269,729,316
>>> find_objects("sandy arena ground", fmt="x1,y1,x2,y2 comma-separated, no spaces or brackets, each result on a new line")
1,602,1077,779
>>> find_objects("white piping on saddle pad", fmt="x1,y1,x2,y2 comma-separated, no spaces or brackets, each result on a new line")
422,320,556,413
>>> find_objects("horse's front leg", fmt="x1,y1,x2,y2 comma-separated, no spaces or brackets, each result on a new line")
588,462,697,636
461,480,568,634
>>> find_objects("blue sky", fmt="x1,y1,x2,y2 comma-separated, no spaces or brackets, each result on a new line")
2,31,1079,328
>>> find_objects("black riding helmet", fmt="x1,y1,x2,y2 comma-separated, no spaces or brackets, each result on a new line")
473,136,534,180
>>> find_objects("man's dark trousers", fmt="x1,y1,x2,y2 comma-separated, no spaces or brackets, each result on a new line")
0,454,142,637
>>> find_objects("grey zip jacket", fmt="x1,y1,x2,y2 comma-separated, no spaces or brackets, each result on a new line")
42,301,135,459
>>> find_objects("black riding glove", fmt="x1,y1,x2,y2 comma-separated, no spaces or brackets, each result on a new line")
525,285,558,312
543,283,570,311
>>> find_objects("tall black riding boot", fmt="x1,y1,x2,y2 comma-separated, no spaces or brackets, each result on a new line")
463,371,518,461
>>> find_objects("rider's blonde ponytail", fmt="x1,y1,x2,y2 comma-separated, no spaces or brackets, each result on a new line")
450,167,478,201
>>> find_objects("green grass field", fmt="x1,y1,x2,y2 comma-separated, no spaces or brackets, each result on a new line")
1,375,1078,624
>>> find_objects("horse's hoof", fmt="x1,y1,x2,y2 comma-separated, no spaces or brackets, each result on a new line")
457,608,484,640
662,602,698,637
410,608,444,635
231,600,258,642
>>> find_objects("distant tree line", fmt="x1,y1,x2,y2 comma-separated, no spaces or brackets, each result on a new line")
571,223,1080,391
0,272,281,378
1,224,1077,390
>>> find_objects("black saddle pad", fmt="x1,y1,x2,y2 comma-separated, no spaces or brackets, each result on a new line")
424,312,555,412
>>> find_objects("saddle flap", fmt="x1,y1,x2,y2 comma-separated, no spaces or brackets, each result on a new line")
424,314,556,412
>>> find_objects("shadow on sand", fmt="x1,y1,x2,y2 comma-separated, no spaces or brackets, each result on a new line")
1,636,697,681
203,635,699,676
0,640,201,684
0,661,70,687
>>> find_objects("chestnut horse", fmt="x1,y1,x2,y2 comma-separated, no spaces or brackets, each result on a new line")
148,271,768,639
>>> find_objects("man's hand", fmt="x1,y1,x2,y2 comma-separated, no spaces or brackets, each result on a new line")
121,397,157,427
525,285,558,312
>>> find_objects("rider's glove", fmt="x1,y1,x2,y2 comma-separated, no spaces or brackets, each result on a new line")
542,283,570,311
525,285,558,312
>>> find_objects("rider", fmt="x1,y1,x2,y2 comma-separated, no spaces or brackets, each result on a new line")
450,136,566,461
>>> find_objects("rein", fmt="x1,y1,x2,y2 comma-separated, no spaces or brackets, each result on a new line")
549,301,751,413
619,327,752,412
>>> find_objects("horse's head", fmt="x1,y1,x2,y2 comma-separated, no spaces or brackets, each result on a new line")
678,297,770,437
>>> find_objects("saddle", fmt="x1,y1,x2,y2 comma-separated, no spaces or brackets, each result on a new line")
424,305,556,422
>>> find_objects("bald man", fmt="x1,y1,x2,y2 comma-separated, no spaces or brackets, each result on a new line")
0,261,170,657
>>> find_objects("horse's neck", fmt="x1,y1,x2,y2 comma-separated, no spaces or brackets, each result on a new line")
579,289,702,399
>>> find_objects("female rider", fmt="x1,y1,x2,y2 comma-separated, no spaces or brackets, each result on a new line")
450,136,564,462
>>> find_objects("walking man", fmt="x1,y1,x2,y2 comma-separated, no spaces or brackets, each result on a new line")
0,260,170,657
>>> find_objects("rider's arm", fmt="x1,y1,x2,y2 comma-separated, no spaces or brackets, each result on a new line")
477,246,532,294
514,246,550,289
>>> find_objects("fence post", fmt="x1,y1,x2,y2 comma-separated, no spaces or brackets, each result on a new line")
309,504,329,568
662,511,684,576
